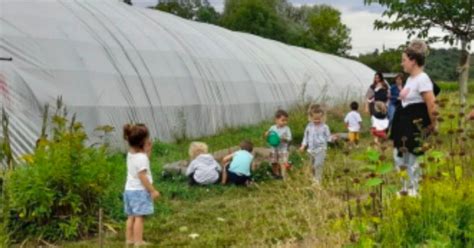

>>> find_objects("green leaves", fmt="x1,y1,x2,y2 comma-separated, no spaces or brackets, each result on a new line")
377,163,393,175
155,0,352,56
367,148,380,163
365,0,473,42
4,107,115,242
365,178,383,187
155,0,220,24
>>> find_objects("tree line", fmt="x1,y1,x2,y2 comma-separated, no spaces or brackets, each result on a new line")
356,47,474,82
134,0,352,56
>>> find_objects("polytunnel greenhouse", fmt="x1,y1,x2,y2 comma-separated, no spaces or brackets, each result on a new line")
0,0,374,157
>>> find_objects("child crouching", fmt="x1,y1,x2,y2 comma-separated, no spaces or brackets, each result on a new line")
186,142,222,186
221,140,255,186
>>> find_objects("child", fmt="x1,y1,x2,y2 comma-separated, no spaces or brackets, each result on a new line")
300,108,333,184
344,102,363,146
221,140,254,186
265,109,292,179
371,101,389,144
123,124,160,247
186,142,222,186
307,104,321,118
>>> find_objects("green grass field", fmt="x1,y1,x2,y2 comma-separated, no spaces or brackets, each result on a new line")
3,91,474,248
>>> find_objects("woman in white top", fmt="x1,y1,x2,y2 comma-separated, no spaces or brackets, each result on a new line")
390,39,437,196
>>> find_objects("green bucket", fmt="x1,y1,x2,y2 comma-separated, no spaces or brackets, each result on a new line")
267,131,281,147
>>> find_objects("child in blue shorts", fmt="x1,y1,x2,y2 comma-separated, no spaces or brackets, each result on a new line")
123,124,160,247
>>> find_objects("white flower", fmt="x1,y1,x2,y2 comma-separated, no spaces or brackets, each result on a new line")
189,233,200,239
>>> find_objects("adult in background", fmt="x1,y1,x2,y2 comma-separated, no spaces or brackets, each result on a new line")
390,39,437,197
388,73,405,123
365,72,390,115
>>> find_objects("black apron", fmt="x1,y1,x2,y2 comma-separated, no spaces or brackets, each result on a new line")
390,103,431,157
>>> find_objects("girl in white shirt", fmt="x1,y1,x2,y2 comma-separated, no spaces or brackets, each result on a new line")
371,101,389,145
123,124,160,247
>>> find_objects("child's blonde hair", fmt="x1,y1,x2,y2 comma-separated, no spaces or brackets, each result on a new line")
189,142,208,159
309,107,325,121
307,103,321,115
374,101,387,115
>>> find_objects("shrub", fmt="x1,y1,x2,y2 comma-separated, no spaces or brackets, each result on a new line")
437,81,474,93
3,111,115,242
376,180,474,247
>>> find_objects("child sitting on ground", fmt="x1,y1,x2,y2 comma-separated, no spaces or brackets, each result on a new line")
300,108,335,184
123,124,160,247
344,101,363,147
265,109,292,179
221,140,255,186
371,101,389,145
186,142,222,186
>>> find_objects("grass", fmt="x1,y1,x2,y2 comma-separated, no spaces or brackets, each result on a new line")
55,102,361,248
8,92,474,247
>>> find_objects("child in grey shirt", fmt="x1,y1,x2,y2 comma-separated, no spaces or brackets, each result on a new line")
300,108,334,184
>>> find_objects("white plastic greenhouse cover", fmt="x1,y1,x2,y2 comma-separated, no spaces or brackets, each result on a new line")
0,0,374,157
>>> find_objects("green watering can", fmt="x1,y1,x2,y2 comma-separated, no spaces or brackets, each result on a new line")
267,131,281,147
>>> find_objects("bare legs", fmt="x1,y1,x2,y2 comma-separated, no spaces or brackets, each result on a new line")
125,216,145,245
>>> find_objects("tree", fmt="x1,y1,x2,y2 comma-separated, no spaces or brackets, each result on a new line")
155,1,194,19
195,5,220,24
358,48,403,74
285,5,351,55
365,0,474,110
124,0,132,5
424,48,474,81
153,0,352,56
155,0,220,24
220,0,288,42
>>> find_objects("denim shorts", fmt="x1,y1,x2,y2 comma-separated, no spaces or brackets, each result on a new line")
123,190,154,216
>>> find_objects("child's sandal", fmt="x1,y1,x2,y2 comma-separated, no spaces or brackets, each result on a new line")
134,241,152,247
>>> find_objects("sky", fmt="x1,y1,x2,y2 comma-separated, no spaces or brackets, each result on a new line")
132,0,453,56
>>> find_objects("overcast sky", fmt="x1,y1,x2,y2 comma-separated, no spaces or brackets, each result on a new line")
132,0,453,55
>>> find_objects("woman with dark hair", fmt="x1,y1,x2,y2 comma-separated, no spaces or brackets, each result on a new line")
388,73,405,123
365,72,390,115
390,39,437,197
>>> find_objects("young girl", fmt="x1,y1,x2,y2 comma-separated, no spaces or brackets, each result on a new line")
186,142,222,186
300,108,334,184
371,101,389,145
123,124,160,247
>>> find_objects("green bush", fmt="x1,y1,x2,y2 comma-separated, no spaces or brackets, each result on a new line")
376,180,474,247
4,114,115,242
437,81,474,93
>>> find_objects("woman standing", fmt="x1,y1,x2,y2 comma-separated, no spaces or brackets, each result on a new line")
388,73,405,123
365,72,390,115
390,40,437,197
